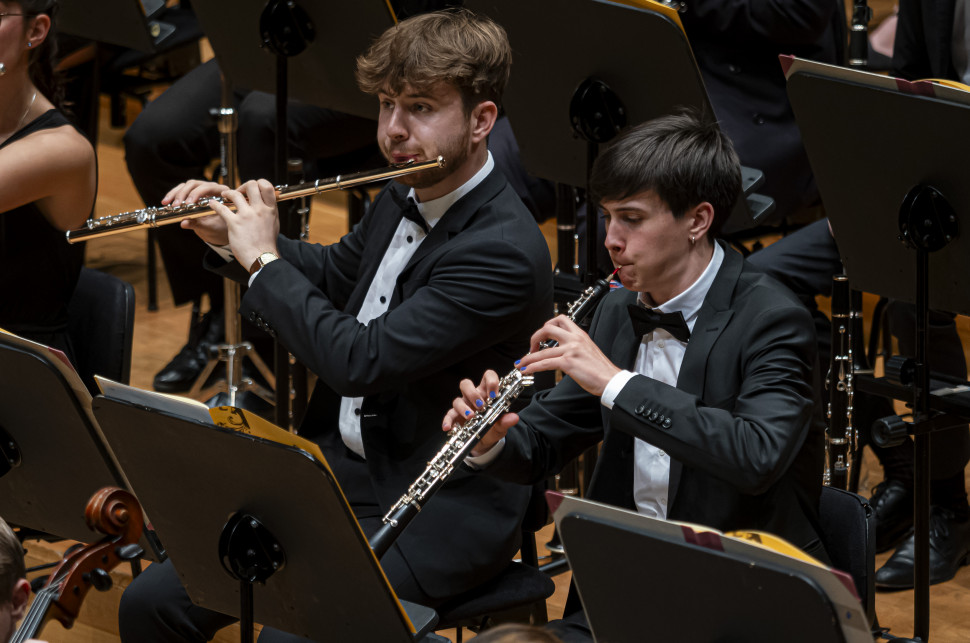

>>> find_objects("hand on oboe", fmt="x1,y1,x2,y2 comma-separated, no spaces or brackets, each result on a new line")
519,315,620,397
442,370,519,456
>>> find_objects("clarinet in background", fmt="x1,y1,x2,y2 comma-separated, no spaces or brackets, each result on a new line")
826,275,863,489
848,0,872,69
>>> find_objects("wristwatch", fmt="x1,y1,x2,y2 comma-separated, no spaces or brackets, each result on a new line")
249,251,279,276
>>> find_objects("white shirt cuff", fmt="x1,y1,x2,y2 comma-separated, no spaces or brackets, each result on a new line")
601,370,637,409
464,437,506,469
208,242,234,264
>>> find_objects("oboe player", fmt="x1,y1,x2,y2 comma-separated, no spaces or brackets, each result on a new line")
444,111,827,642
119,10,552,642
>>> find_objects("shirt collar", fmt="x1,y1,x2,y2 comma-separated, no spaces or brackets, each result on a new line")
638,241,724,331
407,151,494,229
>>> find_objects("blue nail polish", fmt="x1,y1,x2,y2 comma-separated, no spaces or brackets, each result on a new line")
489,391,496,399
465,410,471,416
514,359,521,366
520,367,526,372
475,399,483,408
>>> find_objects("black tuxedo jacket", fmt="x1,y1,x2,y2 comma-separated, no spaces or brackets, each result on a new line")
682,1,843,223
213,167,553,598
488,243,826,555
894,0,957,81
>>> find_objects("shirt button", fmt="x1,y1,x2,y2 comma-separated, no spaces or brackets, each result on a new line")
353,408,361,416
657,340,665,349
407,236,414,243
659,450,666,457
380,296,387,304
660,497,667,505
753,113,766,125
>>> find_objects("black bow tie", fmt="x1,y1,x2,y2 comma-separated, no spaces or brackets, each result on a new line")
628,304,691,342
389,190,429,233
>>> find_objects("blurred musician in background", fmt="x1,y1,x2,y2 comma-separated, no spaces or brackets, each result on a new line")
679,0,845,228
118,9,553,642
870,0,970,590
749,0,970,591
444,111,826,642
0,0,96,362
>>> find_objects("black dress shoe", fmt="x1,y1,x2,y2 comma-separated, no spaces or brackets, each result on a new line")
875,506,970,590
152,343,209,393
870,478,914,553
152,310,225,393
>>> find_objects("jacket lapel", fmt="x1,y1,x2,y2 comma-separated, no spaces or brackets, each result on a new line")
668,242,742,505
345,185,409,315
399,167,507,278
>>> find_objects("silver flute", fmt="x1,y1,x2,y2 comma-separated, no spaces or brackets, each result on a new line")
370,270,617,558
65,157,445,244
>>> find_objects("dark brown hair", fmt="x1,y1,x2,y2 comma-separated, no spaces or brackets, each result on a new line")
355,8,511,113
15,0,63,108
590,109,742,238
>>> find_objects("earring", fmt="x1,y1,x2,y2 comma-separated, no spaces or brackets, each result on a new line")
0,62,6,76
27,42,32,48
689,235,696,245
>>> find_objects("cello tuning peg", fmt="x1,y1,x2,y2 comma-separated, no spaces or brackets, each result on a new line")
84,568,113,592
115,544,144,561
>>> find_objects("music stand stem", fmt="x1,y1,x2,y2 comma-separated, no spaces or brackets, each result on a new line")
188,73,276,409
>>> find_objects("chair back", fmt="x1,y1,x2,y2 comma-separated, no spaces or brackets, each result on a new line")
818,485,876,627
67,267,136,396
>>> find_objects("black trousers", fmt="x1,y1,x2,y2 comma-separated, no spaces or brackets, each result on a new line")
747,219,970,480
118,451,439,643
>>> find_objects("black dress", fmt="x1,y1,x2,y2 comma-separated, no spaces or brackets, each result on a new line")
0,109,92,359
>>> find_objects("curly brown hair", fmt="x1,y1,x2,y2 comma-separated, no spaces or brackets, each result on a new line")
355,8,511,114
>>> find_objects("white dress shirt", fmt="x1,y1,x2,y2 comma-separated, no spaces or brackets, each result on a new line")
600,242,724,518
336,153,495,458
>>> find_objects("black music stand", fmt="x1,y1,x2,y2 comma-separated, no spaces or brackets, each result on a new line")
0,333,163,560
59,0,172,54
92,396,439,643
465,0,770,294
191,0,393,122
552,493,870,643
786,57,970,642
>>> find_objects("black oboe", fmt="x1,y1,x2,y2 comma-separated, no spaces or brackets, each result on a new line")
369,269,618,558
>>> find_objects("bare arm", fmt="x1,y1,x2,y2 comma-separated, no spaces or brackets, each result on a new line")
0,124,96,230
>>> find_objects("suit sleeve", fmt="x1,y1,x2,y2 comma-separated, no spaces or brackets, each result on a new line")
610,301,817,495
891,0,931,80
240,229,544,398
203,195,373,306
686,0,836,45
